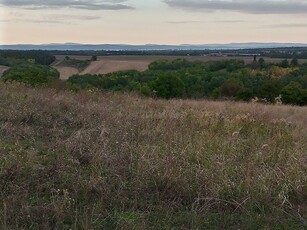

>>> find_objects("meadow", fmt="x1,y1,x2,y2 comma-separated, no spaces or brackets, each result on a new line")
0,82,306,229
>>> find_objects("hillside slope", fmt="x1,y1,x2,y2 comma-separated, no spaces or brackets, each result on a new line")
0,82,306,229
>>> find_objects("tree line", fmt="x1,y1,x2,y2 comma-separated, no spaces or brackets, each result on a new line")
67,58,307,105
0,50,56,66
1,57,307,106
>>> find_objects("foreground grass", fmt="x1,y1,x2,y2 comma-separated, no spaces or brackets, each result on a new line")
0,82,306,229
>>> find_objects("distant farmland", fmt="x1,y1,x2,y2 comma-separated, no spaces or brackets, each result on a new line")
53,55,307,80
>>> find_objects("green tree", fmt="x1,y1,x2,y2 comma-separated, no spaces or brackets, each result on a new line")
237,88,253,101
291,58,299,67
280,59,289,68
153,74,184,99
257,79,281,103
281,82,307,106
220,81,242,98
258,58,265,69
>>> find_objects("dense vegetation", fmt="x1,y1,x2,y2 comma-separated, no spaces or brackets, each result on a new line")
0,50,56,66
67,58,307,106
2,63,59,86
58,56,92,71
0,82,306,229
1,54,306,105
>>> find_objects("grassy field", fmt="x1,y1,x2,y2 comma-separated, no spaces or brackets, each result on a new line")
0,82,306,229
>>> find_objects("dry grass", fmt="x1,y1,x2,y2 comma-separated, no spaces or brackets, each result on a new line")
81,60,150,75
0,82,306,229
52,66,79,80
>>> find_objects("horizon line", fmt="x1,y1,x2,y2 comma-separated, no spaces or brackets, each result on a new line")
1,42,307,46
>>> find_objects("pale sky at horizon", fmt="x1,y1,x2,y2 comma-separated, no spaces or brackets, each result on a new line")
0,0,307,45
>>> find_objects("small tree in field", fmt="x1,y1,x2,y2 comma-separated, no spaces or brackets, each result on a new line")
280,59,289,68
291,58,299,67
258,58,265,69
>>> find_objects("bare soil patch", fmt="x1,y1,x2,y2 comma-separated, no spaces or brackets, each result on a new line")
0,65,9,76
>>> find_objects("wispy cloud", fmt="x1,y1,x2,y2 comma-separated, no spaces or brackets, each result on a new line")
164,0,307,14
44,14,101,21
265,23,307,28
2,13,102,25
164,20,245,24
165,20,204,24
0,0,134,10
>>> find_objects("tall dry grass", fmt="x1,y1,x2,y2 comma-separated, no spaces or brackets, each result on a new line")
0,82,306,229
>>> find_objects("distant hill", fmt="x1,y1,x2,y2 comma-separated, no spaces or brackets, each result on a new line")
1,43,307,51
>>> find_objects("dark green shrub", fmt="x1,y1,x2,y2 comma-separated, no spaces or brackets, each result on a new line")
1,63,59,86
220,81,242,97
280,59,289,68
67,74,103,89
281,82,307,106
291,58,299,67
237,88,253,101
153,74,184,99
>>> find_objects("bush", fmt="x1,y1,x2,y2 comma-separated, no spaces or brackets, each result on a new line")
220,81,242,97
1,63,59,86
281,82,307,106
237,88,253,101
291,58,299,67
153,74,185,99
280,59,289,68
67,74,102,89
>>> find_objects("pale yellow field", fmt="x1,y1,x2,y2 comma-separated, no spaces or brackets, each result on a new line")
54,66,79,80
81,60,150,75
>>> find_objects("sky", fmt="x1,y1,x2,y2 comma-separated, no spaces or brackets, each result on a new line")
0,0,307,45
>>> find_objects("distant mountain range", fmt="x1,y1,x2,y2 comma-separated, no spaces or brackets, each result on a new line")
1,43,307,51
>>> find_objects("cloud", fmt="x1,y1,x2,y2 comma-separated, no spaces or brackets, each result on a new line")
2,12,102,25
0,0,134,10
265,23,307,28
165,20,244,24
45,14,101,20
164,0,307,14
165,20,204,24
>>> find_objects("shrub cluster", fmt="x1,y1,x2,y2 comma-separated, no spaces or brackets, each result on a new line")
67,59,307,105
1,63,59,86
